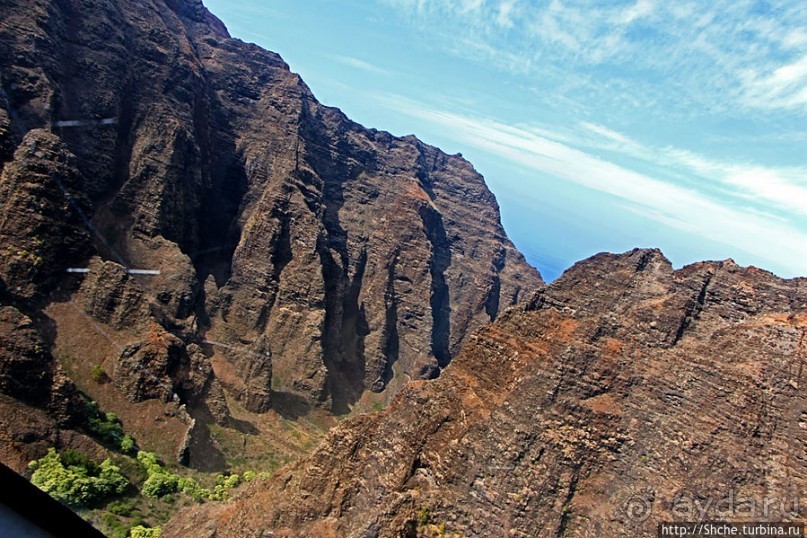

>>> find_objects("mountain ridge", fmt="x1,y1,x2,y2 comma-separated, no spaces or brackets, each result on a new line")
1,2,804,537
164,248,806,537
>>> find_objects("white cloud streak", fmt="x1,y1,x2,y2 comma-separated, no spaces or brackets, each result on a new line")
572,124,807,219
496,0,518,28
614,0,655,25
650,148,807,218
330,55,391,75
740,54,807,111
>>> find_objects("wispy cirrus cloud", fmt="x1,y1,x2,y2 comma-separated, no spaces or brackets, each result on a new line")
660,148,807,218
571,120,807,217
381,0,807,115
578,121,638,147
578,121,807,219
613,0,655,25
740,54,807,112
373,93,807,276
496,0,518,28
330,55,391,75
372,1,806,275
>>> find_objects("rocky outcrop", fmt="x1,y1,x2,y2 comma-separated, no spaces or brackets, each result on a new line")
164,249,806,537
0,305,92,471
0,130,91,302
0,0,541,434
0,305,56,405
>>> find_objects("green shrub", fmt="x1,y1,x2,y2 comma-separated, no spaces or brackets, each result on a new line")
120,435,136,455
417,506,432,527
136,451,252,502
98,459,129,495
141,472,179,498
215,473,241,489
177,476,206,501
29,448,128,507
130,525,162,538
91,364,105,383
60,449,100,475
101,512,130,538
137,451,181,499
136,451,160,471
106,499,135,517
86,410,126,447
206,484,224,501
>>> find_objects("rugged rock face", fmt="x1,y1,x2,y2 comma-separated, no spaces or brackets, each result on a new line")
0,305,80,416
164,249,806,537
0,129,92,302
0,0,540,467
0,304,92,472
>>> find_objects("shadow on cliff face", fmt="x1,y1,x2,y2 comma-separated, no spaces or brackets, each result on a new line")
302,116,374,415
270,391,313,420
183,401,229,472
228,416,259,435
185,420,227,472
418,203,452,371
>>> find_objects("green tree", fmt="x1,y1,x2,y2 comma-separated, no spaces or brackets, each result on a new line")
91,364,105,383
29,448,128,507
130,525,162,538
141,472,179,498
120,435,136,455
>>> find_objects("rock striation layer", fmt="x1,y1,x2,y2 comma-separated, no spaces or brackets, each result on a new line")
164,249,806,537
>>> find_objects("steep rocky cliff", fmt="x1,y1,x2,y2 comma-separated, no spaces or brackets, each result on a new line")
164,249,806,537
6,2,802,537
0,0,540,469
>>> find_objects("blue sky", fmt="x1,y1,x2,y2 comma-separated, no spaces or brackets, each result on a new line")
205,0,807,281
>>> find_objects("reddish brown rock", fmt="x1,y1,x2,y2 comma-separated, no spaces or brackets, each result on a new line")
0,0,541,428
164,250,805,537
